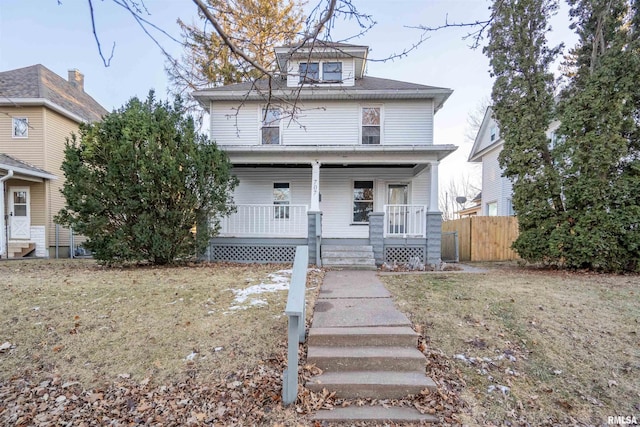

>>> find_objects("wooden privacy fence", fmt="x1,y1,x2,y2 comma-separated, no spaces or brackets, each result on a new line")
442,216,520,262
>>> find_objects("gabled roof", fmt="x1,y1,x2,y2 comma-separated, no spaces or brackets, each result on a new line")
0,64,107,123
193,76,453,111
468,106,502,162
0,153,57,180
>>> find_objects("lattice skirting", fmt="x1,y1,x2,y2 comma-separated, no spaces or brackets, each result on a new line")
384,246,426,263
211,245,297,263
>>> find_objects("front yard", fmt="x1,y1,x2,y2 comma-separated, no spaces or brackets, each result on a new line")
381,267,640,426
1,260,638,426
0,259,322,425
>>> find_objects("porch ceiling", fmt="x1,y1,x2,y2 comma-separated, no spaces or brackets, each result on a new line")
220,144,457,165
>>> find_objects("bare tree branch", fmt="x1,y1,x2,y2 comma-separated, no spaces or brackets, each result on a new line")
88,0,116,66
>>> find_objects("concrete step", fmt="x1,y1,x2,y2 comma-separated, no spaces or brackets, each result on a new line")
306,371,436,399
322,245,373,252
308,326,419,347
312,406,438,423
307,346,426,372
322,257,376,265
321,263,377,271
321,250,374,258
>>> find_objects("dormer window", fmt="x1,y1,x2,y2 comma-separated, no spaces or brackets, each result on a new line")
299,61,343,84
322,62,342,82
299,62,319,83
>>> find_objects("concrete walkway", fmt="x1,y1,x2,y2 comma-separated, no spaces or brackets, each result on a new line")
307,270,437,424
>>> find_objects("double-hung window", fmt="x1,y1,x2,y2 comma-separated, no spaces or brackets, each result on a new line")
12,117,28,138
299,62,319,83
261,108,280,145
353,181,374,223
362,107,380,144
322,62,342,82
273,183,290,219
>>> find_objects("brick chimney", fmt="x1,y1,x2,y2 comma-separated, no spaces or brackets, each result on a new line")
68,69,84,91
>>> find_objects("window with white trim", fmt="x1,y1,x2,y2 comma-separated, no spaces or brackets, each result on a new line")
261,108,280,145
299,62,319,83
362,107,380,145
273,182,290,219
353,180,374,223
12,117,28,138
490,125,497,142
322,62,342,82
487,201,497,216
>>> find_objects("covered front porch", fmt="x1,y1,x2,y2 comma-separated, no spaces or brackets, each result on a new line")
0,154,57,259
208,145,453,266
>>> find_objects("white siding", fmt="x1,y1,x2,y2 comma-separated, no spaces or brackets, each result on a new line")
211,100,435,146
286,58,355,87
210,102,259,145
383,101,433,145
283,101,359,145
480,146,512,216
475,115,500,154
231,166,431,238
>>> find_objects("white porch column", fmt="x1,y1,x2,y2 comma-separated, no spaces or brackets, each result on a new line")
310,161,321,211
0,170,14,257
429,162,439,212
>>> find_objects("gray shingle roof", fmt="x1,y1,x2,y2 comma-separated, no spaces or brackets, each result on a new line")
193,75,453,111
0,64,107,122
196,75,447,93
0,153,56,179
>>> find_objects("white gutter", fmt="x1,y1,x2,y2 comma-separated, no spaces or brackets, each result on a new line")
0,98,98,124
0,170,14,258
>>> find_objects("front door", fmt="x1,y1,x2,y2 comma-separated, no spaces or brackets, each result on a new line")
387,184,408,234
9,187,30,239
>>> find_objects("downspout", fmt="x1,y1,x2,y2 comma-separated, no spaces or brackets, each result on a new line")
0,170,14,258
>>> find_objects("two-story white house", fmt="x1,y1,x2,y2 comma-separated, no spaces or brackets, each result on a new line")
193,42,456,268
469,107,559,217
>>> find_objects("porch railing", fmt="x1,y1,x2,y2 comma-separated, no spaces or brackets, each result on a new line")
383,204,427,238
217,204,308,238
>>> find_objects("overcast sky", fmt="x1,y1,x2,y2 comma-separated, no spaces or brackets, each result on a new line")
0,0,577,188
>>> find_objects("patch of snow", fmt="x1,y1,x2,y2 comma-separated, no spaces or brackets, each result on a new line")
184,351,198,361
227,269,292,310
487,384,510,395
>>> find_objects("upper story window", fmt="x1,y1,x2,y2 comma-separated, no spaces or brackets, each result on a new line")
261,108,280,145
299,62,319,83
322,62,342,82
490,125,497,142
12,117,28,138
362,107,380,145
299,61,343,83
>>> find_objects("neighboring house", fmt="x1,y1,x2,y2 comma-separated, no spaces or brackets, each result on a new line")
193,42,456,267
0,65,107,258
468,107,559,216
457,192,481,218
468,107,513,216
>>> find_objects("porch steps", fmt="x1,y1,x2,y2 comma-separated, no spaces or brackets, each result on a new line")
321,245,376,270
8,241,36,258
306,270,437,423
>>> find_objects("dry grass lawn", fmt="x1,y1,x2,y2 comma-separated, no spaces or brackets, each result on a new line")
381,267,640,426
0,259,318,386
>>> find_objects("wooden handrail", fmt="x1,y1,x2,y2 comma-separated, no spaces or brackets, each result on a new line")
282,246,309,405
